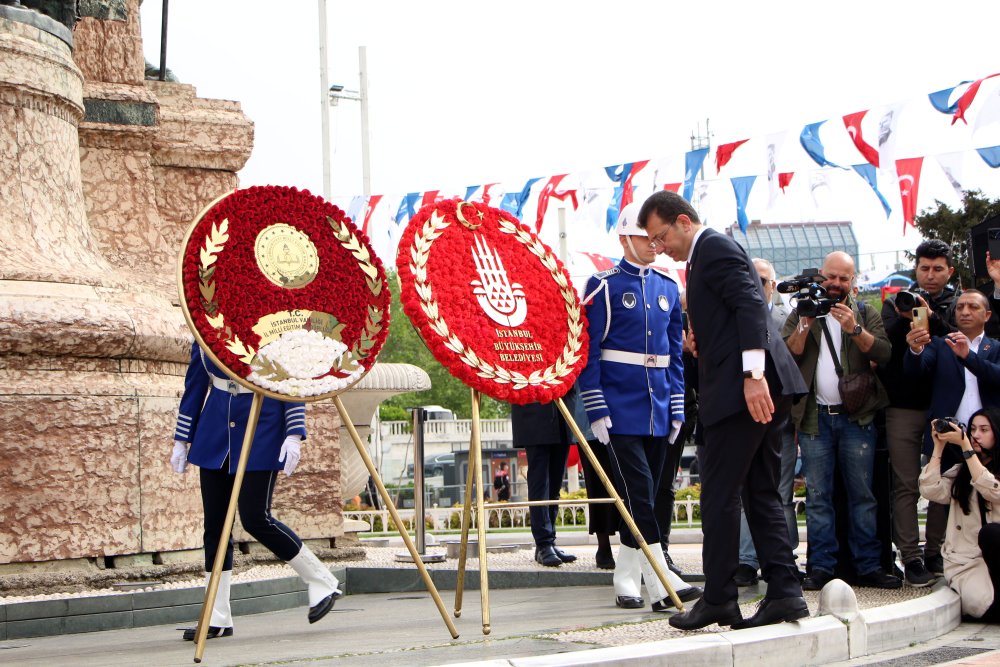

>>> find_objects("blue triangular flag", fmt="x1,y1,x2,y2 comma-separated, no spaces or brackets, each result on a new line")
682,149,709,202
800,122,843,169
851,163,892,218
730,176,756,233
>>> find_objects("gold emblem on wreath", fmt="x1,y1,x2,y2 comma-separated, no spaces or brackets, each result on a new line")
254,223,320,289
408,205,584,391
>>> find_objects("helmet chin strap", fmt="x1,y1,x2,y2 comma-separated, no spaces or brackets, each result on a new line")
624,235,651,267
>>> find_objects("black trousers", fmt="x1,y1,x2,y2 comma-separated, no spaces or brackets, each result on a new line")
654,437,686,546
524,443,570,547
700,396,800,604
200,466,303,571
577,438,620,535
605,434,668,549
977,523,1000,621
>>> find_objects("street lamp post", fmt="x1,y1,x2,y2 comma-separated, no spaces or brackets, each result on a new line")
328,47,372,198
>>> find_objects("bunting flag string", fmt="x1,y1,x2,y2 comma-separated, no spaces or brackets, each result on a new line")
851,163,892,219
716,139,748,173
394,192,421,225
976,146,1000,168
730,176,756,232
361,194,383,237
952,73,1000,125
843,111,880,167
929,81,971,114
896,157,924,231
500,177,541,220
682,149,709,202
800,121,844,169
779,173,794,192
535,174,578,232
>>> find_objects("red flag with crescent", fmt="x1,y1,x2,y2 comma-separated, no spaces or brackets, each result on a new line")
362,194,383,237
896,157,924,231
842,111,880,167
621,160,649,210
715,139,748,174
535,174,578,232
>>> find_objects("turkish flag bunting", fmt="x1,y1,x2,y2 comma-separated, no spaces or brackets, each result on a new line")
842,111,880,167
953,73,1000,125
895,157,924,231
778,172,794,192
535,174,578,232
621,160,649,210
662,182,682,193
715,139,749,174
421,190,440,208
361,194,382,238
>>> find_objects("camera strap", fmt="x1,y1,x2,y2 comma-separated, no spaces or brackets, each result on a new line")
819,318,844,377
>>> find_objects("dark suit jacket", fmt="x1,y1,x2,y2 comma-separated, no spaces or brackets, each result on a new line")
903,333,1000,452
686,228,806,427
511,390,576,448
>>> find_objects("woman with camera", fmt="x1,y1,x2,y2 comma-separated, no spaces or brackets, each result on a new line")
918,408,1000,620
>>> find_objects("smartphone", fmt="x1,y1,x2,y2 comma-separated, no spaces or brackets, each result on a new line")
912,306,929,331
990,228,1000,261
681,311,689,333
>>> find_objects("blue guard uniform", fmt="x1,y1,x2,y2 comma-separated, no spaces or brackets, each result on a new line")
174,342,307,472
578,261,685,434
577,255,691,610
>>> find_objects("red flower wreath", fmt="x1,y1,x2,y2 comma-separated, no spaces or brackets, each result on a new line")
395,199,588,404
178,185,390,400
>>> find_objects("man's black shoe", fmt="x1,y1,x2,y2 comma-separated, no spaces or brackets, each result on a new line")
904,559,936,587
615,595,644,609
733,563,760,587
857,567,902,589
731,596,809,629
668,597,742,630
651,585,703,612
924,553,944,576
553,547,577,563
595,551,615,570
535,545,562,567
801,569,834,591
181,625,233,641
662,548,684,577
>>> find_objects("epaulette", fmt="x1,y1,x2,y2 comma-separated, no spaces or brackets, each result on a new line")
593,267,619,280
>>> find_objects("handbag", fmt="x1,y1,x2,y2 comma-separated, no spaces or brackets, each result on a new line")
819,316,876,415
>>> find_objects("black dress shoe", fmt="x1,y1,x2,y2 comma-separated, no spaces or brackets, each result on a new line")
801,569,834,591
535,545,562,567
308,589,343,624
181,625,233,641
651,585,703,612
553,547,577,563
857,568,902,589
615,595,644,609
662,547,684,577
595,551,616,570
731,596,809,629
668,597,742,630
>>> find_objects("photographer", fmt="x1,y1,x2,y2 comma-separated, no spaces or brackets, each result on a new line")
782,251,897,590
918,410,1000,620
878,239,957,585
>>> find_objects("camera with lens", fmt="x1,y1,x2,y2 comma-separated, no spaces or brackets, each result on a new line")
894,288,930,312
932,416,966,435
777,268,838,317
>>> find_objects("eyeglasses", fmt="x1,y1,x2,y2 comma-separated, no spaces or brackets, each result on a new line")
648,229,669,247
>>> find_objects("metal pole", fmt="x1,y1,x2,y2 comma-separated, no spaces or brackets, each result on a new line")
411,407,427,553
318,0,332,201
359,46,372,197
158,0,168,81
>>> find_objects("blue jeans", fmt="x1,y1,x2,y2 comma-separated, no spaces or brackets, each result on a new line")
799,411,881,576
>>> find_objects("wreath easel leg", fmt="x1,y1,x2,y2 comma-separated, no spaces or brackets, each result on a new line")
553,397,683,611
333,396,460,639
453,420,477,619
470,389,491,635
193,392,262,663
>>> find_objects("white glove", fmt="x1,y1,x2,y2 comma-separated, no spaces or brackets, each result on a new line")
591,417,612,445
278,435,302,477
668,420,683,445
171,441,189,474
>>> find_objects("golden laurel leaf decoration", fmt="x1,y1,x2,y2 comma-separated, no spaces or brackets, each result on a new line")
408,210,584,391
327,215,385,366
197,219,260,363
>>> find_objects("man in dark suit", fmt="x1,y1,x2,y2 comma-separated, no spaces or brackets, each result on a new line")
511,399,578,567
905,290,1000,455
639,190,808,630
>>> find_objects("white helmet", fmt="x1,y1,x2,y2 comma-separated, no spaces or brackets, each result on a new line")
616,202,646,237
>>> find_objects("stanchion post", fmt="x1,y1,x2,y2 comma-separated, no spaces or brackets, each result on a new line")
470,389,491,634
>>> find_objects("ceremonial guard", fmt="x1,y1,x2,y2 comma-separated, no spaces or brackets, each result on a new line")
578,202,701,611
171,342,342,640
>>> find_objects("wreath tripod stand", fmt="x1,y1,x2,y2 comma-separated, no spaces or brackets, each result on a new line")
452,390,685,635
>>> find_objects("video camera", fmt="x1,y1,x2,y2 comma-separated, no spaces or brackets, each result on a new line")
894,288,930,312
777,268,838,318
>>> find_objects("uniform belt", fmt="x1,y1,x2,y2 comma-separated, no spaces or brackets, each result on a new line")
818,403,846,415
600,349,671,368
211,375,253,395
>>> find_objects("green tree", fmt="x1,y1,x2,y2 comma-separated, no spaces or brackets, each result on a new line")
377,271,510,420
911,190,1000,289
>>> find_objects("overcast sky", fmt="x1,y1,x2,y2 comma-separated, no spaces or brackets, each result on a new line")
140,1,1000,275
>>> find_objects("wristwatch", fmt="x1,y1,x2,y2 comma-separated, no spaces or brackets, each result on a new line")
963,449,976,460
743,369,765,380
847,324,863,337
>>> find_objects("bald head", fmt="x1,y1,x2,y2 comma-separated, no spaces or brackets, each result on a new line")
820,251,856,301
